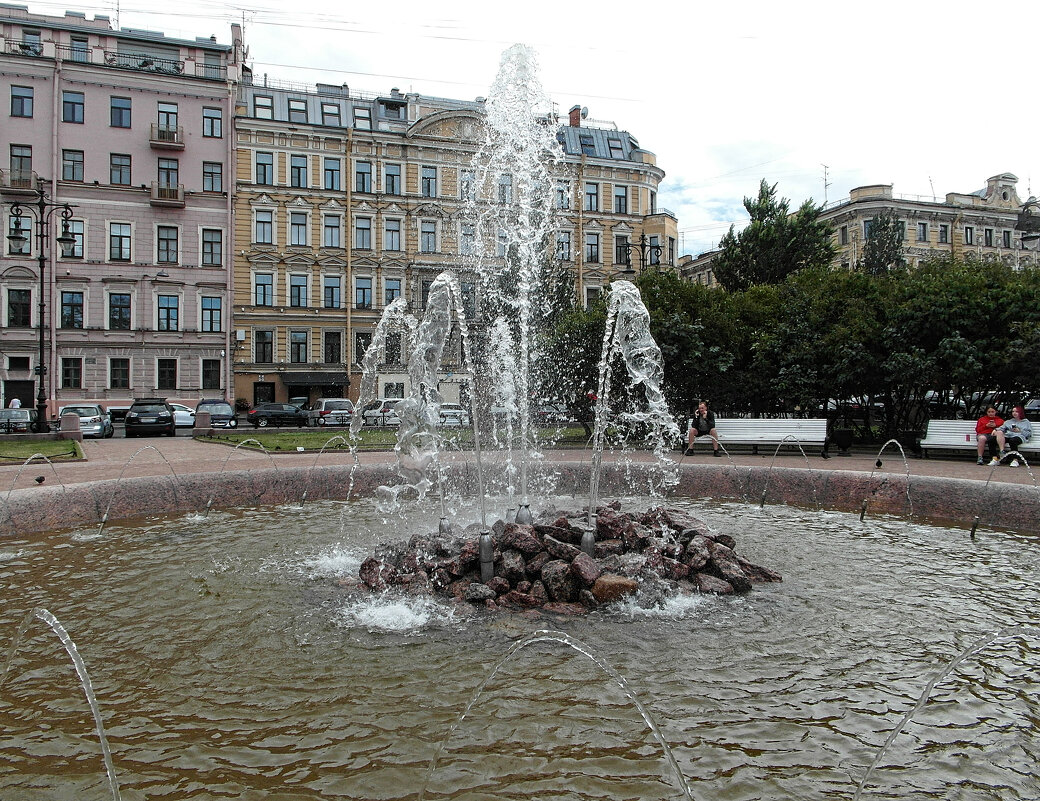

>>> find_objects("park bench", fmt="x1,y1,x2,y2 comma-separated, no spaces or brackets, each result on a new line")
686,417,829,456
919,420,1039,458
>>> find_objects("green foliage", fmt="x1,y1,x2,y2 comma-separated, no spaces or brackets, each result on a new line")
860,210,905,274
712,180,836,292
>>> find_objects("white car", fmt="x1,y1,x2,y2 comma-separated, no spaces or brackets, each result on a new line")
169,403,196,428
58,404,114,438
438,403,470,427
361,398,402,426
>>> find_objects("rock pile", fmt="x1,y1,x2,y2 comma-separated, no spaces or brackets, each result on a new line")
354,502,781,615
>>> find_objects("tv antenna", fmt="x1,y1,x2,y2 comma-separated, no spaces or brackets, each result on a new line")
822,164,831,205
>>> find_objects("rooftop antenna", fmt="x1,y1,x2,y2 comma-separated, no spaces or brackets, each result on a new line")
929,175,936,201
821,164,831,205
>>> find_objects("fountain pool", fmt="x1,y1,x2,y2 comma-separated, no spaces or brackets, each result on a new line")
1,495,1037,800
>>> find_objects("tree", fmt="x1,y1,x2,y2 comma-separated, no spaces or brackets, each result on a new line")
860,210,905,274
712,179,836,292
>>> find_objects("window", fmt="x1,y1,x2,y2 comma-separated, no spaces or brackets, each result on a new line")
557,231,571,261
255,210,273,244
8,214,30,255
650,191,656,214
20,30,42,55
984,228,993,247
157,101,178,132
158,157,179,188
585,286,601,307
385,219,401,251
354,331,372,363
202,359,220,390
11,86,33,117
668,237,675,265
385,164,401,195
61,291,84,328
61,358,82,389
615,235,630,265
109,293,131,330
157,358,177,390
460,222,475,255
288,99,307,123
289,274,308,307
917,222,928,242
323,276,341,308
556,181,570,209
384,278,401,305
201,229,222,266
109,223,131,261
355,277,372,309
355,161,372,193
254,330,273,363
254,274,273,306
863,220,874,239
109,96,131,127
579,134,595,156
497,228,507,258
70,36,88,62
10,144,31,183
460,169,474,200
202,107,222,137
157,295,179,331
110,153,131,185
62,91,84,123
253,95,273,119
385,331,402,364
607,138,624,159
109,358,130,389
355,217,371,249
584,182,599,212
8,289,31,327
157,225,178,263
585,232,600,263
1003,230,1012,248
289,331,307,363
323,331,342,364
840,225,849,245
353,106,371,130
255,152,273,185
201,297,222,332
939,224,949,244
323,215,341,248
421,280,433,309
964,226,974,245
323,157,340,190
498,173,513,204
67,220,84,258
202,162,222,192
62,149,84,181
420,220,437,252
290,212,308,246
290,154,308,188
613,185,627,214
649,235,660,265
321,102,341,126
421,166,437,197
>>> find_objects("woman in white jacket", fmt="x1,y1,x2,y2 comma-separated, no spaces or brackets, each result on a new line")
995,405,1032,467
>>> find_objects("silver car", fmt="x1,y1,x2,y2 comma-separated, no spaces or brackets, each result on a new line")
58,404,114,438
438,403,470,427
307,398,354,426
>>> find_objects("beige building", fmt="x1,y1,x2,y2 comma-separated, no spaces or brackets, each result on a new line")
681,173,1039,287
231,80,677,408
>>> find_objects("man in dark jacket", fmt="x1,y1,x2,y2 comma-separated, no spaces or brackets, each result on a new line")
686,401,720,456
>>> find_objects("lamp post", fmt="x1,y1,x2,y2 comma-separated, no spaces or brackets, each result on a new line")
618,232,663,276
5,185,76,432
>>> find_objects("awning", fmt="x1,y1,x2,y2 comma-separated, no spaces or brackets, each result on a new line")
279,372,350,387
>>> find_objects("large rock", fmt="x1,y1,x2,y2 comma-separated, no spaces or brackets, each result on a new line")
540,559,577,602
735,554,783,583
501,523,543,556
591,574,639,604
495,549,527,586
535,523,582,546
707,541,752,593
682,535,711,570
526,551,551,576
570,552,602,587
359,557,397,590
500,589,542,608
486,576,511,595
694,573,734,595
545,535,580,561
463,583,496,602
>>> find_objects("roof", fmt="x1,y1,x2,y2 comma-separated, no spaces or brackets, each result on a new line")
556,127,638,162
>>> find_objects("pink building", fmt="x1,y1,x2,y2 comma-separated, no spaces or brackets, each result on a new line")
1,6,244,419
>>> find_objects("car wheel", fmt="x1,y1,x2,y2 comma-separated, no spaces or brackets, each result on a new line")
257,417,269,428
105,427,114,439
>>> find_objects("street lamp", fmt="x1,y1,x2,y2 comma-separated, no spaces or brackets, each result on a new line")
5,185,76,432
617,232,663,277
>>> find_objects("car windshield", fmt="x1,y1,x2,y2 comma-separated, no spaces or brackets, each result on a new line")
62,406,101,416
202,403,233,415
0,409,30,420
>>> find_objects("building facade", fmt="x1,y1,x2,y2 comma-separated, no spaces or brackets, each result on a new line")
680,173,1039,287
0,7,243,413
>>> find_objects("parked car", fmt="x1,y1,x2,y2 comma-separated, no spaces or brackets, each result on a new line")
124,398,176,437
195,399,238,428
361,398,402,426
1025,397,1040,416
169,403,196,428
0,407,39,434
247,402,308,428
535,404,570,426
58,404,114,438
306,398,354,427
438,403,470,427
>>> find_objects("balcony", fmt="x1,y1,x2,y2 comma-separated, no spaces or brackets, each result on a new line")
150,182,185,208
105,50,184,75
4,40,43,57
149,124,185,149
0,169,39,195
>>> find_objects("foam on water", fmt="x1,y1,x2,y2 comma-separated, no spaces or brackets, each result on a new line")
612,592,712,619
0,549,23,561
301,545,363,578
337,596,461,633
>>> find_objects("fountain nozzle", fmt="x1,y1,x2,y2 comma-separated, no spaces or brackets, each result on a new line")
478,530,494,583
581,513,597,556
970,515,979,539
438,516,452,536
875,459,883,469
859,499,868,521
515,503,533,525
506,508,516,523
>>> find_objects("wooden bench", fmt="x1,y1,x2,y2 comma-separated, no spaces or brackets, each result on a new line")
919,420,1039,458
686,417,829,456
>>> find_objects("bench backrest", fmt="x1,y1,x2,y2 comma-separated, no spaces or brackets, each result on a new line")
689,418,828,442
921,420,978,445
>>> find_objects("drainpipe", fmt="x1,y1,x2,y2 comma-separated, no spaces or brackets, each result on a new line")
577,155,585,305
346,127,354,400
48,55,61,418
224,71,235,401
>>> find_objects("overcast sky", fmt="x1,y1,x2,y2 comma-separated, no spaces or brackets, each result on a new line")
30,0,1040,257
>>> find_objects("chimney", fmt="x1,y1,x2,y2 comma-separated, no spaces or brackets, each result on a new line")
569,104,582,127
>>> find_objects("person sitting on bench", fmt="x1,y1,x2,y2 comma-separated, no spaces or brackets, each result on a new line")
686,401,720,456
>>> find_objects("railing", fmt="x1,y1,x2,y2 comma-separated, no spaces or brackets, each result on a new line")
0,169,39,193
104,50,184,75
150,182,185,206
4,40,43,57
149,124,184,148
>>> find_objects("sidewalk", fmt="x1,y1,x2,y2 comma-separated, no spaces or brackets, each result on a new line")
2,435,1035,492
